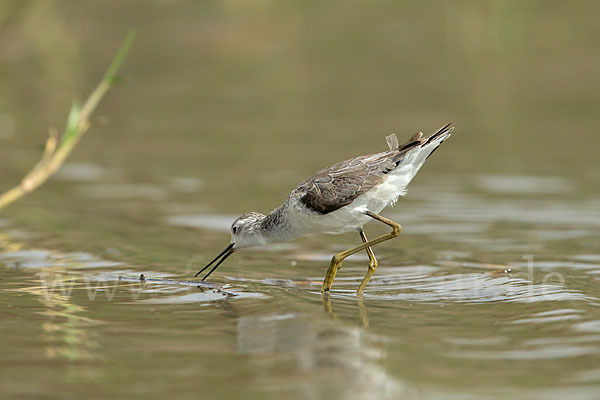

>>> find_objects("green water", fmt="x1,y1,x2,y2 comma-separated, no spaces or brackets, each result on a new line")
1,1,600,399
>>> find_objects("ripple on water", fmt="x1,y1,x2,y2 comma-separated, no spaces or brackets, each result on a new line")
54,162,111,181
75,183,169,200
572,255,600,262
140,289,267,303
307,267,592,304
512,312,584,325
476,174,574,194
402,222,490,235
0,249,122,269
234,261,592,305
392,178,600,228
166,214,237,232
444,308,600,363
574,321,600,333
512,260,600,276
449,345,598,360
167,176,204,193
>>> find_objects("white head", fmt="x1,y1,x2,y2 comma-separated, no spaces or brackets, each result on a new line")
230,212,267,249
194,212,266,281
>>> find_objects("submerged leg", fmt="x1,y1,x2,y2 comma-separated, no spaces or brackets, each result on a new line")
321,211,401,293
357,228,378,295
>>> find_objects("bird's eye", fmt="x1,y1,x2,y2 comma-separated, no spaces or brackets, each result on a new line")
232,226,238,234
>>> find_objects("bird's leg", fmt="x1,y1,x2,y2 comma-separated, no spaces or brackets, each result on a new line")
321,211,401,293
357,228,378,295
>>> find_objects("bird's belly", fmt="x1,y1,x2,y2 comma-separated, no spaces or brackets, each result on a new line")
349,171,412,214
289,184,407,236
288,167,416,235
291,205,373,235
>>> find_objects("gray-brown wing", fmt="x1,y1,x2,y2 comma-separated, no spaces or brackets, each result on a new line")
296,124,453,214
297,152,397,214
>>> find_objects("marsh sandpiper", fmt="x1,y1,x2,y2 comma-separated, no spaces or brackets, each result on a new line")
195,123,453,294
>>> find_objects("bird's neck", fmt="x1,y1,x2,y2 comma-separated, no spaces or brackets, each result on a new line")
257,203,295,242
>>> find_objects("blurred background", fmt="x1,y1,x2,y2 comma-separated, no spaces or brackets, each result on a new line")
1,1,599,399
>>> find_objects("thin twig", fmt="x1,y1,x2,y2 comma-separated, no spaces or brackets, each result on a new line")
0,29,136,211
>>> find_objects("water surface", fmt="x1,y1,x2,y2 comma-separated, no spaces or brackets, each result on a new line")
1,1,600,399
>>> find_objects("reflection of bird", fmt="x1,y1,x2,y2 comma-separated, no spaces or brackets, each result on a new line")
236,311,407,398
196,124,453,294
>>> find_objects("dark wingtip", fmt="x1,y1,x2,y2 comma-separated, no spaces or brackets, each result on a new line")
424,123,453,145
435,122,453,136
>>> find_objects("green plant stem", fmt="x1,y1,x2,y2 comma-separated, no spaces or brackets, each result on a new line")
0,29,135,211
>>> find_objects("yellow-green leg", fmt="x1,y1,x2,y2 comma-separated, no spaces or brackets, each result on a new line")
321,211,401,294
357,228,378,295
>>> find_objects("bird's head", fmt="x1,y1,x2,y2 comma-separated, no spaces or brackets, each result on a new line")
230,212,267,249
195,212,266,280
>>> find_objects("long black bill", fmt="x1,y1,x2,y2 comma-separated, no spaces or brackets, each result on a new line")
194,243,235,281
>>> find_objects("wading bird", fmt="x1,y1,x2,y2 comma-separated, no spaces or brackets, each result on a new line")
196,123,453,294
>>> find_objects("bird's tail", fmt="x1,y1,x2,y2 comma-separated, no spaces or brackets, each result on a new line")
386,123,453,163
422,122,454,147
380,123,453,202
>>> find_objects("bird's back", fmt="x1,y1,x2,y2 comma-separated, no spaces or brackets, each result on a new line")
295,123,453,216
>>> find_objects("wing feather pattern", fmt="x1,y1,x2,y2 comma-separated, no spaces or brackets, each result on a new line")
297,123,452,214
